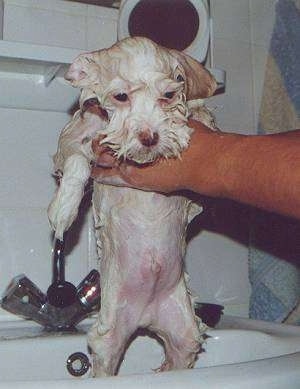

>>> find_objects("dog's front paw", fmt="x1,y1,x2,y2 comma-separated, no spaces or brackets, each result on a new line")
47,184,83,240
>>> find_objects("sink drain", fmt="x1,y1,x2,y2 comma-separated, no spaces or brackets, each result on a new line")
66,352,90,377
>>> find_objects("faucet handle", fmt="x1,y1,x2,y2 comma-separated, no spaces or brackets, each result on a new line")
0,274,48,326
1,274,46,310
77,270,100,311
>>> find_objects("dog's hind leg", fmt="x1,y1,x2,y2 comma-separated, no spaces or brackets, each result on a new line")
149,277,205,371
88,319,136,377
87,281,146,376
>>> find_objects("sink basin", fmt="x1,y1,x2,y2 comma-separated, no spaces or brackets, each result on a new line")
0,315,299,388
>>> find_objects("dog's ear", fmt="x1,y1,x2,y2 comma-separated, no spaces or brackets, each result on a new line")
65,51,109,88
169,50,217,100
65,53,94,86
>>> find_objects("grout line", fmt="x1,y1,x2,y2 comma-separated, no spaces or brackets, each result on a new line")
248,0,257,134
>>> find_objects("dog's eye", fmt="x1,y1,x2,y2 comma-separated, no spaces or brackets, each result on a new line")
164,91,176,99
176,75,184,82
114,93,128,102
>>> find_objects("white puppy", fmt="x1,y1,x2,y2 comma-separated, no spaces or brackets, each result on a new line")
48,37,217,376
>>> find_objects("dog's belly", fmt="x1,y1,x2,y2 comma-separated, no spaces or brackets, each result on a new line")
89,183,203,376
93,183,189,299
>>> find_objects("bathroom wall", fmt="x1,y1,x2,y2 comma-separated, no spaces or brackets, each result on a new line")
0,0,277,320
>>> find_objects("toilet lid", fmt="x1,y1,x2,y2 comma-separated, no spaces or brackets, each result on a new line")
118,0,209,53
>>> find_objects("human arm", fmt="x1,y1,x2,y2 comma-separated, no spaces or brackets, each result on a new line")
91,119,300,219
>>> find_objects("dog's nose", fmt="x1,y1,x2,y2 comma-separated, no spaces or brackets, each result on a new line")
138,130,159,147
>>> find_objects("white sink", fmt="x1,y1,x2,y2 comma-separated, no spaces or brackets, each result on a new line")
0,315,299,388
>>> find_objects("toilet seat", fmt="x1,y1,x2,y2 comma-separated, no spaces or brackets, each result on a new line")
118,0,210,63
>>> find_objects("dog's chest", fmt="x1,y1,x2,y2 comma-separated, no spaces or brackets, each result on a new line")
92,184,191,289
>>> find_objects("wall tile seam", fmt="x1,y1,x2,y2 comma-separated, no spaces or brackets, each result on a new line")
4,0,87,12
210,0,252,45
251,46,269,132
4,1,118,19
0,206,50,210
3,3,89,17
0,106,68,112
248,0,259,134
85,14,118,24
213,36,253,47
0,106,74,116
86,4,118,20
251,41,273,50
83,13,88,50
213,35,253,45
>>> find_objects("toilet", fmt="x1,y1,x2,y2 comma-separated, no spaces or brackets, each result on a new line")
118,0,225,91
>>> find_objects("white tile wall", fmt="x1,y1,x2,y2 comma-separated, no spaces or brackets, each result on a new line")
249,0,277,46
210,0,251,44
2,0,118,49
0,1,3,39
4,3,86,48
0,108,68,208
186,231,251,309
0,0,277,320
0,108,92,319
86,13,117,50
209,38,255,134
0,208,88,290
249,0,277,127
251,44,270,127
3,0,86,48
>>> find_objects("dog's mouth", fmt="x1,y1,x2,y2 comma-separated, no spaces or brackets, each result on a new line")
95,140,161,167
100,130,182,166
95,145,156,167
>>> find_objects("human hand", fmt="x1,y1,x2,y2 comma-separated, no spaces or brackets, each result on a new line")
91,119,224,195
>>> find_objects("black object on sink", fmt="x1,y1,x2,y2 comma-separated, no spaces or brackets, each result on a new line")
194,302,224,327
47,238,78,308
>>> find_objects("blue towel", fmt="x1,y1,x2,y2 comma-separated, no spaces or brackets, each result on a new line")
249,0,300,324
249,212,300,323
259,0,300,133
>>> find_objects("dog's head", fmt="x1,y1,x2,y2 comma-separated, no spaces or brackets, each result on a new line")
65,37,216,164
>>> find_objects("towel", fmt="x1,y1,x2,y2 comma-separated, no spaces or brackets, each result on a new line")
249,0,300,324
249,212,300,324
259,0,300,133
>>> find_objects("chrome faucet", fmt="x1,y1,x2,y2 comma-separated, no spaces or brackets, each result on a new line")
1,238,100,331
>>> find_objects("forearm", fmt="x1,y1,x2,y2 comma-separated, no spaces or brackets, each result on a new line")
203,129,300,219
92,118,300,219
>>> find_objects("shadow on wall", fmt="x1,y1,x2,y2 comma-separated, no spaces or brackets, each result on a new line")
186,193,251,247
186,192,300,269
249,210,300,268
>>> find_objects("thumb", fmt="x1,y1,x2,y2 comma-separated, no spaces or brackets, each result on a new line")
92,138,118,168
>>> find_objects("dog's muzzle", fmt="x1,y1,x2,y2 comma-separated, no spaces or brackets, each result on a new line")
138,129,159,147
